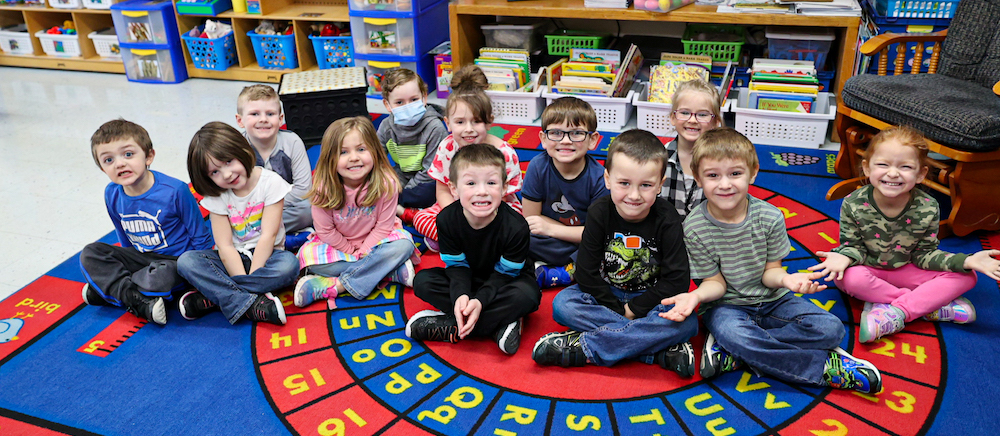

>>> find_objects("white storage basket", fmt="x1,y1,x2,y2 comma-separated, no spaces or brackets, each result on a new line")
88,29,120,58
0,24,33,55
632,83,676,138
34,31,82,57
48,0,81,8
731,87,836,149
542,83,638,132
487,80,545,125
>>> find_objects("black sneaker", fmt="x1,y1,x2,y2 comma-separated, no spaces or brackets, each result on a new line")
81,283,108,306
700,333,742,379
124,288,166,325
405,310,458,343
244,293,287,325
494,318,522,355
655,341,695,377
178,290,219,320
532,330,588,367
823,347,883,394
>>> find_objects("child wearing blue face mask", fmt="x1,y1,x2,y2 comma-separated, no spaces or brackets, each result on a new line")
377,69,449,223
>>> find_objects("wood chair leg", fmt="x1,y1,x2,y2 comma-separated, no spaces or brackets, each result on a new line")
827,177,865,201
946,160,1000,237
834,120,875,180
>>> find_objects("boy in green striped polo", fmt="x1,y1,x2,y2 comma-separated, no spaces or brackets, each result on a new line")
663,128,883,394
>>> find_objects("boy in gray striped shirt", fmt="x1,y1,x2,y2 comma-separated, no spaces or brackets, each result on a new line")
662,128,883,394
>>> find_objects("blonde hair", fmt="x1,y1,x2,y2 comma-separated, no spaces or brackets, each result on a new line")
381,68,428,100
690,127,758,177
540,97,597,132
445,65,493,124
237,84,280,115
187,122,257,198
671,80,722,127
862,126,929,173
309,116,399,210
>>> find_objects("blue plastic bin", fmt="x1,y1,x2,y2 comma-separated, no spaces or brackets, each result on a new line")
119,42,188,83
348,0,442,14
862,0,954,25
354,51,435,98
870,0,958,18
182,27,237,71
349,0,448,58
308,35,354,69
248,31,298,69
766,26,835,70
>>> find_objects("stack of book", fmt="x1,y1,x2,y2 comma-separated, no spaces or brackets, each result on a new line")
475,47,531,92
747,58,819,113
584,0,633,8
551,48,621,96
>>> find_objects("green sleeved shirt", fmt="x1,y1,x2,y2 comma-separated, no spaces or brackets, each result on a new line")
831,185,968,272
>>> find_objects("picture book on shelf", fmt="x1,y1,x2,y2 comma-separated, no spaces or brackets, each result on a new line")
647,53,711,103
608,43,643,97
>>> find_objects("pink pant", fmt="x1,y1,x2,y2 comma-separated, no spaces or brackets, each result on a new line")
835,264,977,322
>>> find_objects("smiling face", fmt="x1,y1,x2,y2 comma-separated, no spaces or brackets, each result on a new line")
95,139,155,196
539,121,597,167
694,157,757,223
206,155,250,195
669,92,720,146
236,98,283,146
604,153,665,223
450,163,506,229
336,129,374,189
383,80,426,111
863,138,927,205
446,101,490,147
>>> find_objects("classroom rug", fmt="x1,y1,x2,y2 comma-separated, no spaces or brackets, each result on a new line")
1,116,998,436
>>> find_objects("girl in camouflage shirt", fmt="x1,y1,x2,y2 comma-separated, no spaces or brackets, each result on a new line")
810,127,1000,343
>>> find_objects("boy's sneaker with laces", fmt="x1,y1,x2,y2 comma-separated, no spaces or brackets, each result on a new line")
823,347,882,394
245,293,287,325
700,333,743,379
388,260,415,287
178,290,219,320
860,302,906,343
494,318,522,355
81,283,108,306
424,238,440,253
532,330,588,367
923,296,976,324
124,288,166,325
655,341,695,377
535,263,574,289
406,310,459,343
294,275,338,307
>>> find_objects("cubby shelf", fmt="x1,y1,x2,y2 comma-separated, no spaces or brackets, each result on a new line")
0,4,125,74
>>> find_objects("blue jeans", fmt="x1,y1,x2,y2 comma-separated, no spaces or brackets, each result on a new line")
702,293,845,386
304,239,415,300
177,248,300,324
552,285,698,367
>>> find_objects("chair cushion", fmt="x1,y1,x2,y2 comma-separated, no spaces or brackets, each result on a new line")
842,73,1000,152
938,0,1000,90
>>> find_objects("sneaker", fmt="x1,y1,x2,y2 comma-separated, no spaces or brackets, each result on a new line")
293,275,338,307
424,238,440,253
824,347,882,394
178,290,218,320
124,288,166,325
535,264,574,289
81,283,108,306
923,297,976,324
532,330,588,367
405,310,458,343
245,293,287,325
495,318,522,355
700,333,743,379
860,302,906,343
655,341,695,377
388,260,415,287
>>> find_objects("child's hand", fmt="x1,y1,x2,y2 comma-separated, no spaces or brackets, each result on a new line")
453,295,483,339
965,249,1000,281
525,216,552,237
808,251,852,281
623,303,636,320
659,293,700,322
782,271,828,294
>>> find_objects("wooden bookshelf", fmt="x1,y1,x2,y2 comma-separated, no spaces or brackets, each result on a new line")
0,4,125,74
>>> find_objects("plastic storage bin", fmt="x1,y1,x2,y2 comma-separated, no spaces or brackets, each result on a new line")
35,31,81,57
247,31,298,69
487,76,545,124
309,35,354,69
182,27,236,71
349,0,441,14
871,0,958,18
543,83,639,131
176,0,232,15
0,24,33,55
862,0,953,25
355,52,436,97
48,0,81,8
111,0,181,46
544,31,610,56
632,83,676,138
120,45,187,83
82,0,120,9
634,0,694,12
682,24,745,63
731,87,836,149
278,67,369,144
88,28,121,58
349,0,448,57
481,23,543,53
765,26,835,70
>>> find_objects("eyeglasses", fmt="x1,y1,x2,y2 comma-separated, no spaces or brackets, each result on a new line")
672,110,716,123
543,129,594,142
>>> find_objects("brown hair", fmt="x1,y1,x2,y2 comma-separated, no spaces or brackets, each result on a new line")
445,65,493,124
862,125,929,173
540,96,597,132
690,127,758,177
187,121,257,198
237,84,280,115
90,119,153,167
380,68,428,100
671,79,723,126
605,129,669,178
449,143,507,184
309,116,400,210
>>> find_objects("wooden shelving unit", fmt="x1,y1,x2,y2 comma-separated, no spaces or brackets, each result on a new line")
174,0,350,83
0,3,125,74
